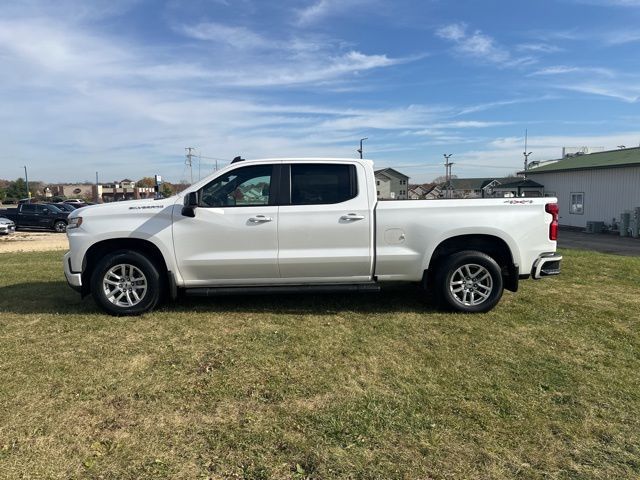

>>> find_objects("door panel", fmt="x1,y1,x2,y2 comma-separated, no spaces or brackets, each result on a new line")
172,164,280,285
278,163,373,281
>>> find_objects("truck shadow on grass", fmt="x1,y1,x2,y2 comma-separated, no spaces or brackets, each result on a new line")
0,281,438,315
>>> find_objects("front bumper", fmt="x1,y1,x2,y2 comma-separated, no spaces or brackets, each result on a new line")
63,251,83,293
0,224,15,234
532,253,562,279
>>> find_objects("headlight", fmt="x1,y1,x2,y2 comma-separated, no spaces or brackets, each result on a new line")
67,217,83,229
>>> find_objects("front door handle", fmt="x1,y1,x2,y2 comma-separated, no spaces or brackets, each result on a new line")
249,215,273,223
340,213,365,221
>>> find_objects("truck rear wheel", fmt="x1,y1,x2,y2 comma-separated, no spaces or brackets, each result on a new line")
90,250,161,316
435,250,503,313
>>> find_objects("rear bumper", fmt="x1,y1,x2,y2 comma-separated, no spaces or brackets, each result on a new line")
532,253,562,279
63,251,83,293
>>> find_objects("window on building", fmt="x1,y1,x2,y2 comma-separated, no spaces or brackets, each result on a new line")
570,192,584,215
291,164,357,205
377,190,380,196
376,180,380,186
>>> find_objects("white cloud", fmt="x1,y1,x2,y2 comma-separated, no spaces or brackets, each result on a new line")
436,23,535,67
179,22,270,50
516,43,563,53
530,65,615,77
296,0,374,25
558,82,640,102
603,30,640,45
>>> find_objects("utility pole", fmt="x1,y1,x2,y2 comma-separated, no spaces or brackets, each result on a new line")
23,165,30,199
523,129,532,179
185,147,195,184
95,171,99,203
357,137,368,159
443,154,453,199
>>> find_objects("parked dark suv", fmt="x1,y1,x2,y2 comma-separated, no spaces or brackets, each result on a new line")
0,203,69,232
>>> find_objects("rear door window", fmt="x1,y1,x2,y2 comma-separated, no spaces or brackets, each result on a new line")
290,164,357,205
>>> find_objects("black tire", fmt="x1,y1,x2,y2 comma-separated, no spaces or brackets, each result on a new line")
53,220,67,233
434,250,503,313
90,250,161,316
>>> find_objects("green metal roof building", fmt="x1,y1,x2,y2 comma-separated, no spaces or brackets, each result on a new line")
525,147,640,228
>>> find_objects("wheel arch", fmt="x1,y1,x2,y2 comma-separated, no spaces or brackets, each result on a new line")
425,234,519,292
81,238,169,296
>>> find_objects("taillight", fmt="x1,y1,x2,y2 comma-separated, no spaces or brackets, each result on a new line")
545,203,559,241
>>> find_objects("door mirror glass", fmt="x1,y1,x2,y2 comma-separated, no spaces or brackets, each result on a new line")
185,191,198,207
182,192,198,217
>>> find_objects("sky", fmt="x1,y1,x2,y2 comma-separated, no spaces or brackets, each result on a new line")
1,0,640,184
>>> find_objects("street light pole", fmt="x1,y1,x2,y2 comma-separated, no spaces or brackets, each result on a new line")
23,165,30,199
357,137,368,159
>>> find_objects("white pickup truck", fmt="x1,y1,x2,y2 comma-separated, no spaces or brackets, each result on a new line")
63,158,561,316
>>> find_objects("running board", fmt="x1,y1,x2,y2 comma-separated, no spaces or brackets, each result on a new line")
184,283,381,297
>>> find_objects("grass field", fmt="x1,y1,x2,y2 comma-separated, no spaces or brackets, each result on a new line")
0,249,639,479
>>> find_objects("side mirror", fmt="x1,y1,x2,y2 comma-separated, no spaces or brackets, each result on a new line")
181,191,198,218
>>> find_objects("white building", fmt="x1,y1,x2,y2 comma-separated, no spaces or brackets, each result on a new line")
525,147,640,228
374,168,410,200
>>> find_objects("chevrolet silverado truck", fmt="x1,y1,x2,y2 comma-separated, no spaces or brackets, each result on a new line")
1,203,69,232
63,158,561,316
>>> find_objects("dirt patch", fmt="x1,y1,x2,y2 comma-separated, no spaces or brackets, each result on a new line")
0,231,68,253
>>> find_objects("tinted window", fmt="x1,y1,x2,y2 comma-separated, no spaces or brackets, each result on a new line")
46,204,62,213
200,165,272,207
291,164,356,205
21,204,36,213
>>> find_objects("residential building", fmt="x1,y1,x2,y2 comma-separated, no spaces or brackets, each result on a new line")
525,147,640,228
490,179,544,198
375,168,410,200
408,183,441,200
440,177,509,198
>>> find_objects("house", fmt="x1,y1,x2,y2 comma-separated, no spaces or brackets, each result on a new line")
408,183,441,200
524,146,640,228
440,177,512,198
490,179,544,198
375,168,410,200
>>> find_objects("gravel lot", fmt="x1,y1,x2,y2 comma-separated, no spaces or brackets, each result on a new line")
0,231,68,253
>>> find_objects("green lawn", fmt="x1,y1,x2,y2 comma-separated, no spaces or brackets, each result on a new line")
0,249,639,479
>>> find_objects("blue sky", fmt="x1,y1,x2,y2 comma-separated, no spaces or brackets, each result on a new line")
1,0,640,184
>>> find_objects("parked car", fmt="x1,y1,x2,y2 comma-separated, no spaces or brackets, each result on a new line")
0,217,16,235
0,203,69,232
50,202,78,212
64,199,87,205
64,158,562,316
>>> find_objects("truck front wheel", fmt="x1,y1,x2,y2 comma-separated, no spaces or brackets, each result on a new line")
435,250,503,313
90,250,161,316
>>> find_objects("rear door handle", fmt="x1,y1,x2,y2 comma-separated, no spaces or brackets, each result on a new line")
249,215,273,223
340,213,365,221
